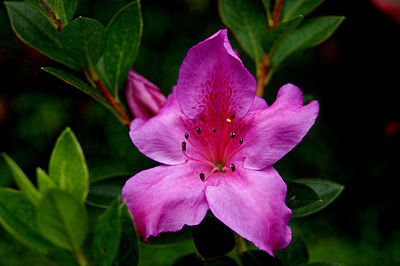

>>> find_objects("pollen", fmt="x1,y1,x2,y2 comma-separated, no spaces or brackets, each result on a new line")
226,118,232,123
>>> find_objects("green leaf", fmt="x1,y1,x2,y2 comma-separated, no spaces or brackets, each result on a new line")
172,253,203,266
36,167,56,194
276,230,309,265
4,1,79,70
1,153,41,206
292,179,344,218
192,215,235,259
93,198,122,266
119,203,139,266
145,226,193,245
0,188,53,254
286,181,320,210
56,0,77,26
37,189,88,251
49,127,89,202
219,0,267,63
282,0,324,22
261,16,303,54
60,17,106,69
271,16,344,70
86,173,130,208
241,250,282,266
301,263,343,266
103,1,143,94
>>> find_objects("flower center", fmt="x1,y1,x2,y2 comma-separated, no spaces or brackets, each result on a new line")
181,118,244,182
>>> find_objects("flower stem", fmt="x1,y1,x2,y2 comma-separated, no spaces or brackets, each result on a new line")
271,0,284,29
234,232,249,257
74,248,88,266
256,54,269,97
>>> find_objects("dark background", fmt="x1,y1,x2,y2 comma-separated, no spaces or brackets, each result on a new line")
1,0,399,265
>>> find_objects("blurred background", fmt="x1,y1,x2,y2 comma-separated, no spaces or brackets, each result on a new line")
1,0,399,265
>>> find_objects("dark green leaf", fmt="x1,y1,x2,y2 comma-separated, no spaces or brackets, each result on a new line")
286,181,320,210
241,250,282,266
172,253,203,266
36,167,56,194
4,1,79,70
276,230,308,265
192,215,235,259
292,179,344,218
86,174,130,208
0,188,53,254
261,16,303,54
301,263,343,266
60,17,106,69
282,0,324,22
49,127,89,202
1,153,41,206
271,16,344,70
207,256,239,265
93,198,121,266
103,1,143,94
56,0,77,26
145,225,193,245
219,0,267,63
37,189,88,251
118,203,139,266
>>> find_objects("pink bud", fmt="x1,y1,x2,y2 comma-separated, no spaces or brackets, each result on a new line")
125,70,166,119
371,0,400,23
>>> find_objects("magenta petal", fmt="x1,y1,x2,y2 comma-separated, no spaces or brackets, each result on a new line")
121,162,209,239
177,29,256,121
241,84,319,170
130,89,188,165
205,166,292,255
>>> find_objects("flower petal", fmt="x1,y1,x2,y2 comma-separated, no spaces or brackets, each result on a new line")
241,83,319,170
205,166,292,255
130,89,188,165
177,29,256,121
122,162,209,239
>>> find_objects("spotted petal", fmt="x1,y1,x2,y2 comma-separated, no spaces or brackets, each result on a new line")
205,165,292,255
240,83,319,170
121,162,209,239
176,29,256,121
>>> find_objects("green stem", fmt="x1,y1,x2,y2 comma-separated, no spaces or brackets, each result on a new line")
74,248,88,266
234,233,249,257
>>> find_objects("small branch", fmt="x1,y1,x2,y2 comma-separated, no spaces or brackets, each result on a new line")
40,0,64,31
256,54,269,97
271,0,284,29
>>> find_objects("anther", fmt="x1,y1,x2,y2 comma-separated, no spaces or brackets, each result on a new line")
231,132,236,138
212,128,216,133
240,137,243,144
185,132,189,139
196,127,201,134
200,173,205,181
230,163,236,172
182,141,187,152
226,118,232,123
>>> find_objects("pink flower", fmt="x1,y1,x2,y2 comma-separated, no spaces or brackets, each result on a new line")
125,70,166,119
122,30,319,255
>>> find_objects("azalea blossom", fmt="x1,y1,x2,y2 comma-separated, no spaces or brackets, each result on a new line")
125,69,166,119
122,30,319,255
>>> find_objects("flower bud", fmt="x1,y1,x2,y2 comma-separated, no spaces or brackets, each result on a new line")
371,0,400,23
125,70,166,119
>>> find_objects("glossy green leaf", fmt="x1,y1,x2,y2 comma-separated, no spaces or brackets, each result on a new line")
56,0,77,26
94,198,121,266
219,0,267,62
286,181,320,210
4,1,79,70
241,250,282,266
145,225,193,245
276,230,309,265
36,167,56,194
103,1,143,94
0,188,53,254
261,16,303,54
302,263,343,266
1,153,41,206
49,127,89,202
60,17,106,69
271,16,344,70
172,253,203,266
37,189,88,251
192,215,235,259
86,174,130,208
282,0,324,22
119,203,139,266
292,179,344,218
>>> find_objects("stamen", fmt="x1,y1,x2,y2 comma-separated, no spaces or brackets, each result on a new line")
240,137,243,144
230,132,235,138
230,163,236,172
182,141,187,152
185,132,189,139
200,173,205,181
226,118,232,123
196,127,201,134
